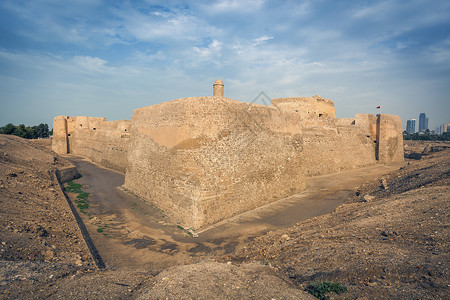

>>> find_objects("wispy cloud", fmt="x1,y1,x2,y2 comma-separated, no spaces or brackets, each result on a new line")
254,35,273,45
208,0,265,13
73,56,109,71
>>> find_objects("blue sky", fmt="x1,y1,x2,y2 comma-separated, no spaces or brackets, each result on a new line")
1,0,449,130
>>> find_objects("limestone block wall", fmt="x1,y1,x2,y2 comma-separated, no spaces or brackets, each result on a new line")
52,116,69,155
336,118,355,126
355,113,378,140
52,116,131,173
55,165,79,183
376,114,404,163
124,97,306,229
301,126,376,176
272,97,377,176
272,96,336,123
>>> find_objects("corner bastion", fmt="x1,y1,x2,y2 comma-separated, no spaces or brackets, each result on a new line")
53,80,403,229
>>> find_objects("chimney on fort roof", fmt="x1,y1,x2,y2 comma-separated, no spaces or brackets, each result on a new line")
213,79,224,97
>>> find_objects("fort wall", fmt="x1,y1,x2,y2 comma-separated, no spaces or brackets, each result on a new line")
52,116,131,173
52,116,69,155
123,97,305,228
376,114,404,163
272,98,377,176
300,126,376,176
52,80,404,229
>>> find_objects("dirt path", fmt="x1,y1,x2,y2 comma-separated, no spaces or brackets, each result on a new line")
65,155,404,271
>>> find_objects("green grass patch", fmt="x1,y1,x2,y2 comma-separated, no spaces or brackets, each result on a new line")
76,191,89,200
65,180,90,213
65,181,83,193
96,223,109,234
306,281,347,300
76,200,89,210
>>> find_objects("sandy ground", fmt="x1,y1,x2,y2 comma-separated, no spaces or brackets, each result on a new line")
62,153,402,274
0,135,448,299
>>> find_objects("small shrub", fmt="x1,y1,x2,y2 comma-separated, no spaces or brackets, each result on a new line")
306,281,347,300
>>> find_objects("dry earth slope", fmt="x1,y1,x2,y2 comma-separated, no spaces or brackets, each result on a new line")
233,142,449,299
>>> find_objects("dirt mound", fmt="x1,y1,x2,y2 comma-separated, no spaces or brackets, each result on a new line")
138,261,315,300
234,147,449,299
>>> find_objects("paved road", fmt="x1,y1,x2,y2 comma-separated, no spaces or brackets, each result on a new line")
65,155,403,271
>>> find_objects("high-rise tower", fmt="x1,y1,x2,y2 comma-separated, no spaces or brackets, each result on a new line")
406,119,416,133
419,113,428,132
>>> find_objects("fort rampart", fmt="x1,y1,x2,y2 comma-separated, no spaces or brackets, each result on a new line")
53,81,403,229
53,116,130,173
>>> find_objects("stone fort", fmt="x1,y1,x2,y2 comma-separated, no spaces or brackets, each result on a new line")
53,80,404,229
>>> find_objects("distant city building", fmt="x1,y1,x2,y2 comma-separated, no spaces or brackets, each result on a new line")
436,123,450,134
419,113,428,132
406,119,416,133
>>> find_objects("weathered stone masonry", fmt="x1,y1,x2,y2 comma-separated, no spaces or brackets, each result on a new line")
53,116,131,173
53,80,403,229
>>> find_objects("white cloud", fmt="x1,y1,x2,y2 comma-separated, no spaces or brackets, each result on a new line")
112,5,216,43
254,35,273,45
73,56,108,71
193,39,222,57
209,0,265,13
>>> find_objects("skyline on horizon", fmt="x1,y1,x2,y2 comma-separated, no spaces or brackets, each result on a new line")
1,0,449,130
